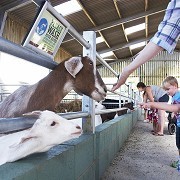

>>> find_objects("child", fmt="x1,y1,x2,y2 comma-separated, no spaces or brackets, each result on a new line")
139,76,180,171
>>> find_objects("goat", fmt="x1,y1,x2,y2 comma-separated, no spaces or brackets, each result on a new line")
101,99,134,122
69,101,105,127
0,110,82,166
0,56,107,118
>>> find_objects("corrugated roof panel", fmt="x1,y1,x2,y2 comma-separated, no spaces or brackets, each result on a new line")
148,11,165,35
115,47,132,59
61,39,82,56
148,0,169,10
127,31,146,42
51,0,69,7
9,2,37,26
81,0,119,25
0,0,179,63
65,11,93,32
123,18,145,29
97,42,109,52
0,0,15,7
131,47,144,55
116,0,144,18
102,26,127,47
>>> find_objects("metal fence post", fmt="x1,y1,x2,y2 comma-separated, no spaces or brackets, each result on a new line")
82,31,96,133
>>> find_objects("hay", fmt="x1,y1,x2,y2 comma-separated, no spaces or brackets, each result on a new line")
55,99,82,113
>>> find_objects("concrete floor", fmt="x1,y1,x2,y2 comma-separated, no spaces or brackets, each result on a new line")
101,119,180,180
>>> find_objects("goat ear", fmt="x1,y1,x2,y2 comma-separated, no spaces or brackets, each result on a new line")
23,110,42,118
9,135,37,149
64,57,83,78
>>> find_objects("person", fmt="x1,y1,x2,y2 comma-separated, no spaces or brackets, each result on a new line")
112,0,180,92
139,76,180,171
139,102,180,113
137,82,169,135
142,92,149,123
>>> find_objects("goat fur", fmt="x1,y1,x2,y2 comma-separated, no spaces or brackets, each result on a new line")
0,110,82,166
0,56,106,118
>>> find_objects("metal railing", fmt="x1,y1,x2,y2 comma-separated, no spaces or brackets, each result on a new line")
0,2,138,134
0,84,29,102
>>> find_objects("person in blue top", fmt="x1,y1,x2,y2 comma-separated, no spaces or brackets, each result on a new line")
139,76,180,171
112,0,180,92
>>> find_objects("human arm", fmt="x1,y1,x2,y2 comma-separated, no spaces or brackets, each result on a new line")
145,86,154,102
143,92,148,103
111,1,180,92
138,102,180,113
111,42,163,91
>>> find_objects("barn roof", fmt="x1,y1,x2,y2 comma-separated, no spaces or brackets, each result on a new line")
0,0,179,65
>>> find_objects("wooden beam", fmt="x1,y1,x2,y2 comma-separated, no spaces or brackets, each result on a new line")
98,36,152,54
63,6,166,43
113,0,133,56
76,0,118,59
145,0,149,38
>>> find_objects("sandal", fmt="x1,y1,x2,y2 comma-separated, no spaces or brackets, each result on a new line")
153,133,164,136
170,160,179,168
152,132,157,135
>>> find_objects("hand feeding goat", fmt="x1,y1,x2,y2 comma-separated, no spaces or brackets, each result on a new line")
0,110,82,166
0,56,107,118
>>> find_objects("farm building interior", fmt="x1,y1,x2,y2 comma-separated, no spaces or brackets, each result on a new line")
0,0,179,179
0,0,179,97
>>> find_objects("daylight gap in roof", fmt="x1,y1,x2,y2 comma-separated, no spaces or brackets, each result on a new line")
130,41,145,50
54,0,82,16
125,23,145,35
96,36,104,44
100,51,114,58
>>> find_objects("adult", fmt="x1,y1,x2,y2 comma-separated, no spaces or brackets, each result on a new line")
137,82,169,136
112,0,180,92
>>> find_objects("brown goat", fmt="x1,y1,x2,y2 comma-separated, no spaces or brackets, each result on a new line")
0,56,107,118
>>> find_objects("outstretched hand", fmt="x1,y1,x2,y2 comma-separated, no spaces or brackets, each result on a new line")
111,71,129,91
138,102,151,109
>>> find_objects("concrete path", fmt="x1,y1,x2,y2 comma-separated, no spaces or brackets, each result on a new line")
101,119,180,180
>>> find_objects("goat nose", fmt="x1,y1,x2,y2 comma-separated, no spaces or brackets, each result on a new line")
104,87,107,93
76,125,81,129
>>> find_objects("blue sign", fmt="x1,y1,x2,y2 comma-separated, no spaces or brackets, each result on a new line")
36,18,48,35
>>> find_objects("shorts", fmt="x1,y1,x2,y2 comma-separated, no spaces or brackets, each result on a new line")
176,126,180,149
158,94,169,102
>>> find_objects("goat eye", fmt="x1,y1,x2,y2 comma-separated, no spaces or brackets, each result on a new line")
89,62,93,65
50,121,56,126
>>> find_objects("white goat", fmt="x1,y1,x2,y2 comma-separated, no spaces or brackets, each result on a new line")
0,56,107,118
70,102,105,128
0,110,82,166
